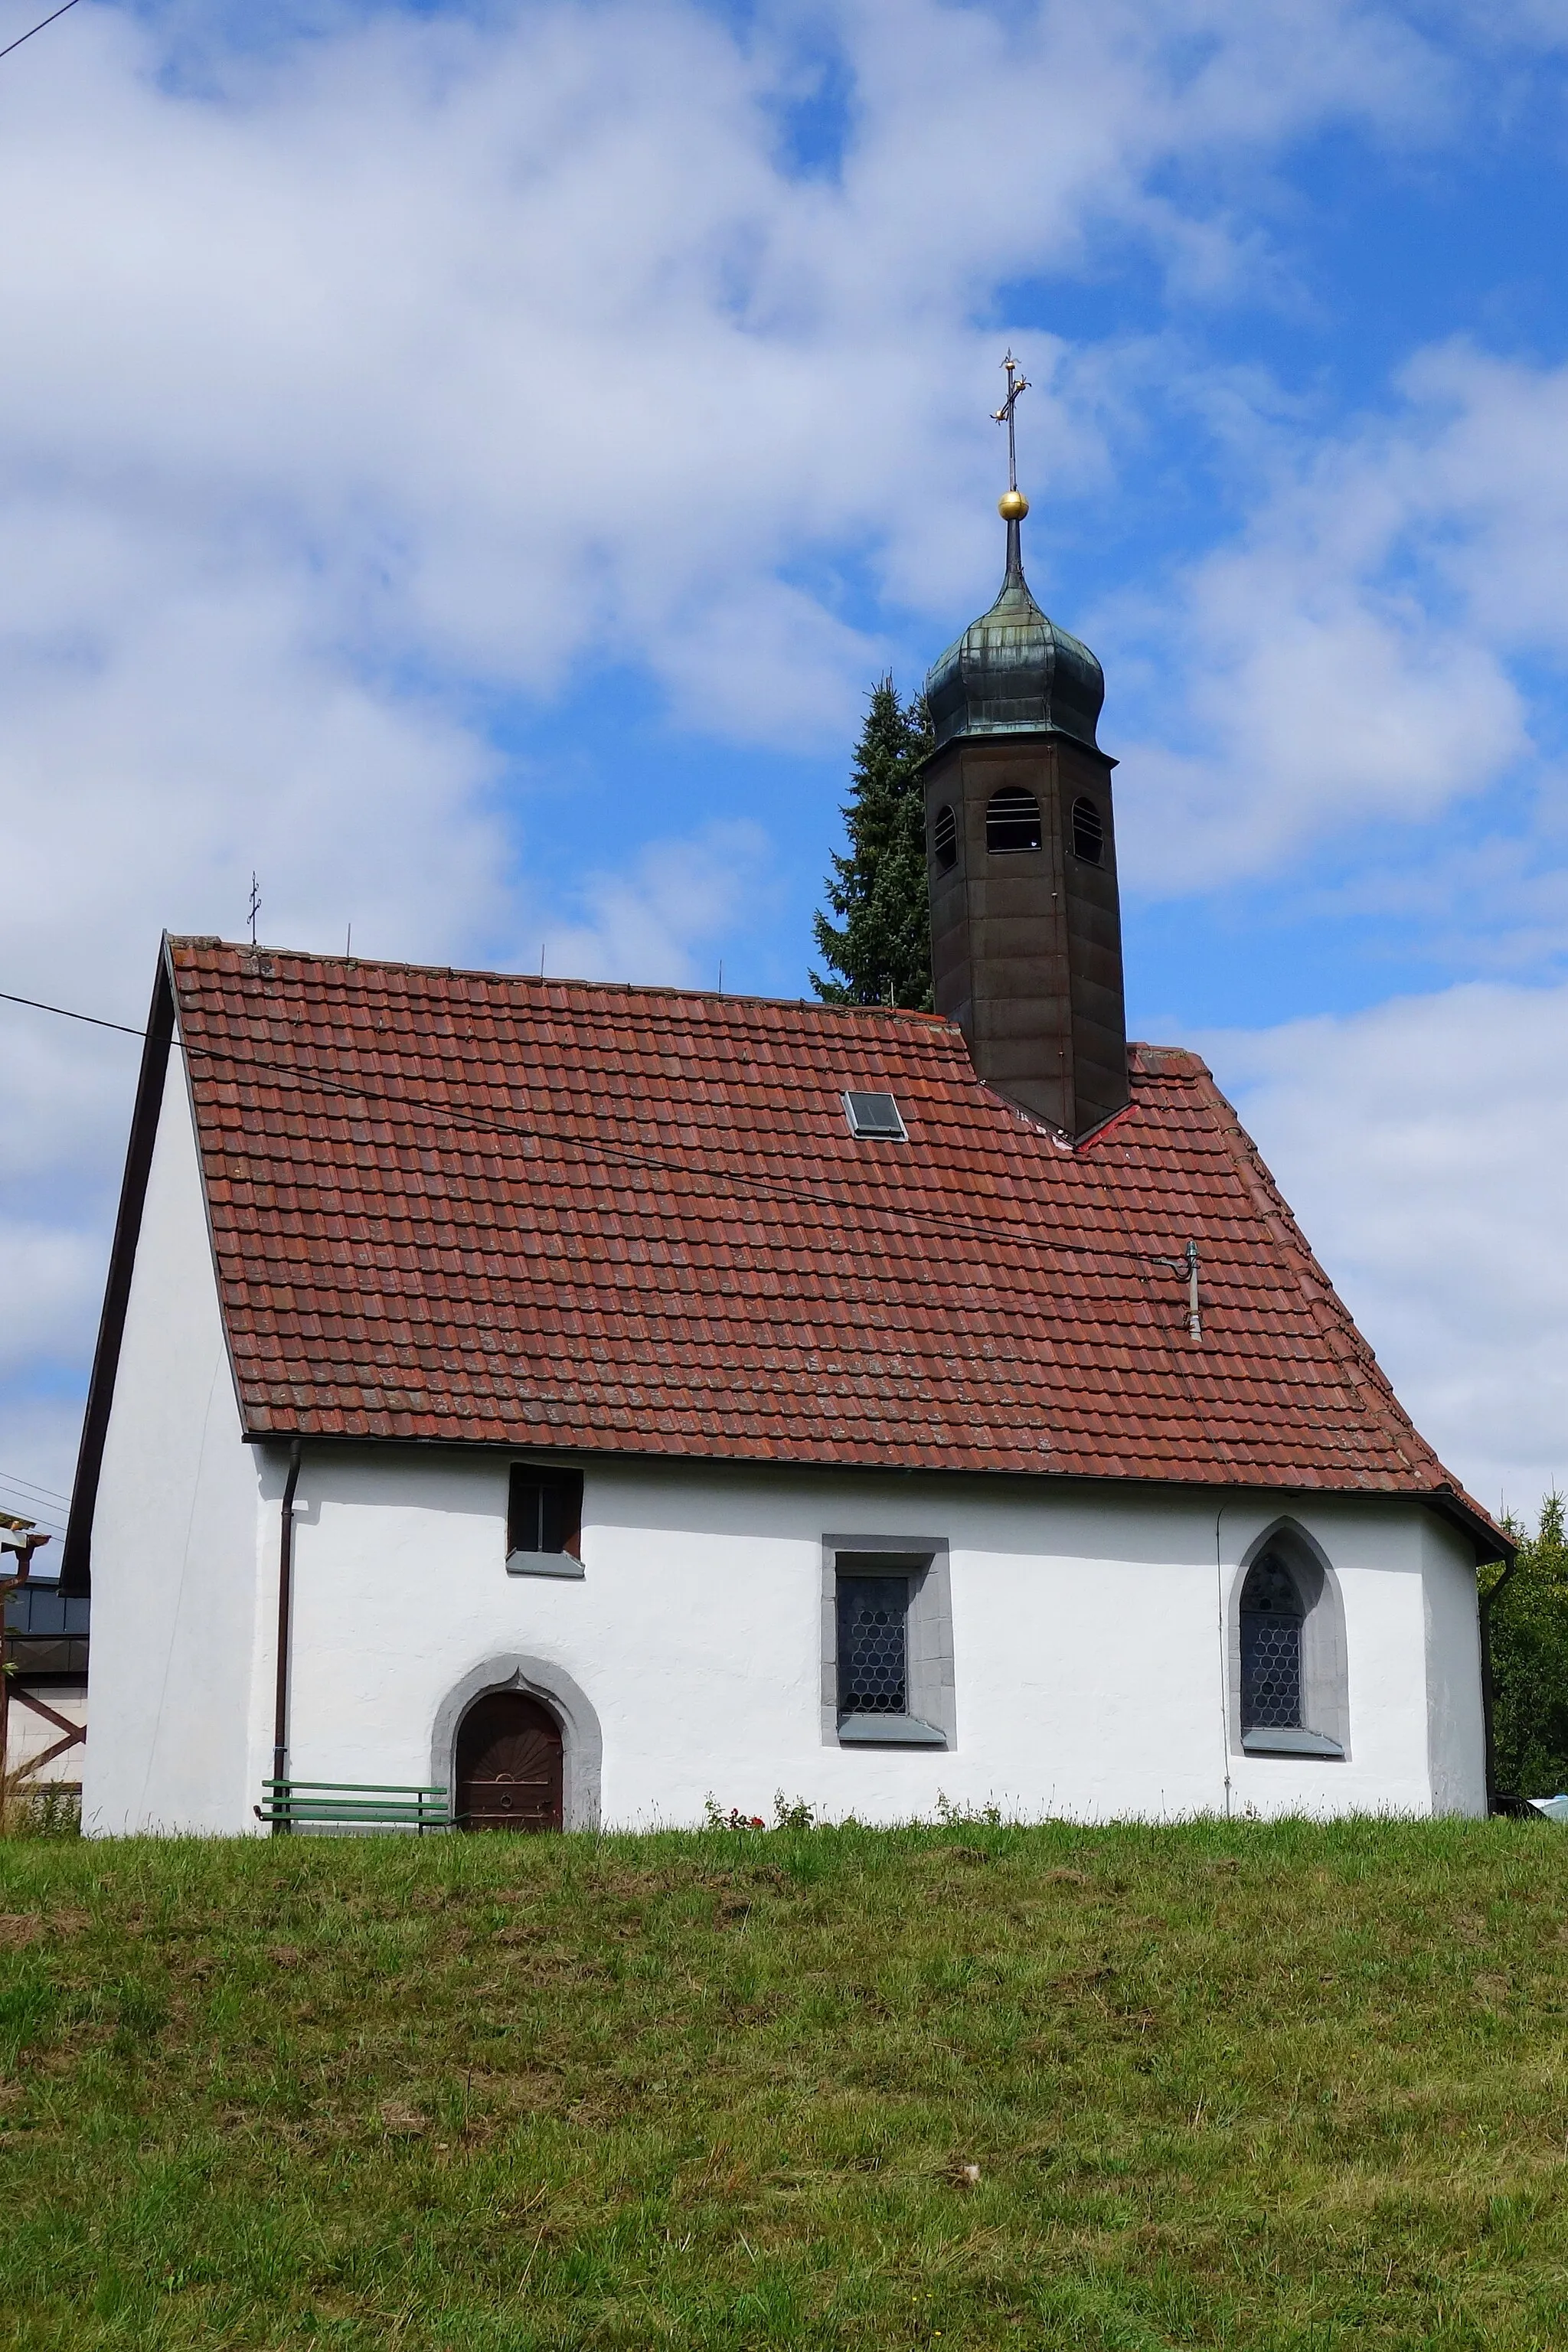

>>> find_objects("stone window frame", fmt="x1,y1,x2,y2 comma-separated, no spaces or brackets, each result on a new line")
1228,1519,1351,1761
820,1534,956,1749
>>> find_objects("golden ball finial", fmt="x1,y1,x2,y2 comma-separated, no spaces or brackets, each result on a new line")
998,488,1029,522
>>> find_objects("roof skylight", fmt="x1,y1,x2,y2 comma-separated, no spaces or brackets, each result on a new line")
843,1091,908,1141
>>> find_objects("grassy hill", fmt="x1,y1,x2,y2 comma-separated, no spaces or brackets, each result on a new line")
2,1815,1566,2349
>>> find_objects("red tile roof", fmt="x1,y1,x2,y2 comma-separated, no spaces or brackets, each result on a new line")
166,937,1497,1541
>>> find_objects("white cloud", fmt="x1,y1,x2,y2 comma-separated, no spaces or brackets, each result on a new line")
1396,342,1568,648
1111,344,1568,894
531,820,776,988
0,0,1518,1015
0,0,1470,755
0,1223,102,1379
1204,982,1568,1519
1118,580,1523,887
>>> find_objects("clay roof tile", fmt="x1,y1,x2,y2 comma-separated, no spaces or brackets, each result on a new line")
164,939,1495,1537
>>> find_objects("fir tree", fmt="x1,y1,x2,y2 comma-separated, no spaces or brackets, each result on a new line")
1485,1491,1568,1802
811,678,935,1010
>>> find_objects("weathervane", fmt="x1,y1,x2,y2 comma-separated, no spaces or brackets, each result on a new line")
991,350,1030,523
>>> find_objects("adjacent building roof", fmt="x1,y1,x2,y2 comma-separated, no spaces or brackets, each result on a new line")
124,936,1500,1552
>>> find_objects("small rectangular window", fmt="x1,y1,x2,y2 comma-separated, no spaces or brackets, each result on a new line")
843,1090,907,1140
507,1467,583,1561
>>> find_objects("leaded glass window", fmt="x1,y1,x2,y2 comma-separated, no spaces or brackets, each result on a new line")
838,1575,909,1717
1240,1552,1303,1731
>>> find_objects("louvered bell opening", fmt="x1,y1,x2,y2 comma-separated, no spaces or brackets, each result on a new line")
843,1091,907,1141
985,785,1041,853
1071,795,1104,864
933,802,958,872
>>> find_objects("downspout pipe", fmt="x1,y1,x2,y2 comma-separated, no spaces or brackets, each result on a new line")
271,1438,303,1834
1214,1505,1232,1818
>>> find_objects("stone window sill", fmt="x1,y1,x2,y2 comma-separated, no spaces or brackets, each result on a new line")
505,1550,584,1580
1242,1726,1344,1759
837,1713,946,1748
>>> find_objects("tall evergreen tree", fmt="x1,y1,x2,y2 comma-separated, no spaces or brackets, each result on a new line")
1485,1492,1568,1802
811,678,935,1010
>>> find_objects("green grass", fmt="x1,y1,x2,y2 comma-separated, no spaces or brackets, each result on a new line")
2,1816,1566,2349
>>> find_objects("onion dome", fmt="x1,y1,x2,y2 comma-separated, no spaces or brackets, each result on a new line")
925,504,1105,754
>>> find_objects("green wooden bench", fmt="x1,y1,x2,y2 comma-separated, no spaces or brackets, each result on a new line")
255,1779,451,1834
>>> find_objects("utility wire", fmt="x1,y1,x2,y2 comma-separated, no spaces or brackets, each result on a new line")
0,1473,69,1513
0,1468,69,1504
0,979,1197,1276
0,983,1204,1282
0,0,81,66
2,988,132,1039
0,1482,67,1527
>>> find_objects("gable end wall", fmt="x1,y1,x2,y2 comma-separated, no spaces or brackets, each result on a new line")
81,1036,269,1835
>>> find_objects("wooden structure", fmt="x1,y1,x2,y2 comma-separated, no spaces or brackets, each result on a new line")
1,1513,88,1797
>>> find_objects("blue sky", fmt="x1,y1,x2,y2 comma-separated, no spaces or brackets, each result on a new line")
457,8,1568,1034
2,0,1566,1530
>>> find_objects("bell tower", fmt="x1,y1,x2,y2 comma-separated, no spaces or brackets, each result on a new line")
923,355,1129,1138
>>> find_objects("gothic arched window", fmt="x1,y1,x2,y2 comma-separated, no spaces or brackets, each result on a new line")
986,786,1041,853
1233,1529,1349,1760
1240,1551,1304,1732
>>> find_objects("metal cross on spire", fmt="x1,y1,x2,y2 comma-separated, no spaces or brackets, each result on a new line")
991,351,1031,577
991,349,1030,495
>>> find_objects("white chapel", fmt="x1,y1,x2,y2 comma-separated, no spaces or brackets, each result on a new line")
64,462,1504,1834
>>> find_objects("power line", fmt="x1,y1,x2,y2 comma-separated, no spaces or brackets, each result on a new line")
0,1488,68,1522
0,1468,70,1505
0,1485,67,1528
1,988,136,1040
0,980,1196,1276
0,982,1203,1282
0,0,82,67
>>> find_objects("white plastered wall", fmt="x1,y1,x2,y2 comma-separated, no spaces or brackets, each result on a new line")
1219,1495,1481,1816
81,1041,269,1836
281,1449,1488,1828
1422,1511,1488,1816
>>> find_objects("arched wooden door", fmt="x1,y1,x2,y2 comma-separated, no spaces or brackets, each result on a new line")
455,1692,564,1831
